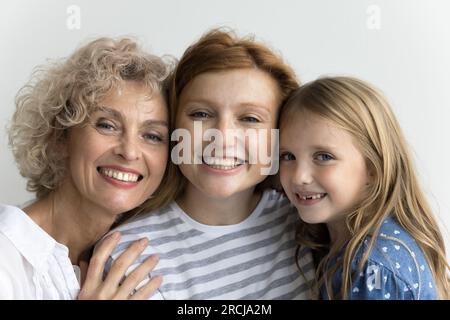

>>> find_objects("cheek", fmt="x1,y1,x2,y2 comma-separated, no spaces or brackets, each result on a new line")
325,165,367,205
68,129,108,160
279,165,292,190
178,164,194,185
316,167,346,199
175,112,192,131
259,127,275,154
68,139,102,172
279,166,286,181
145,148,169,177
344,158,369,186
175,118,197,150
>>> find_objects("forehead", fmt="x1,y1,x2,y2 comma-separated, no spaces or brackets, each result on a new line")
179,68,281,110
101,82,151,103
95,82,167,117
281,111,355,148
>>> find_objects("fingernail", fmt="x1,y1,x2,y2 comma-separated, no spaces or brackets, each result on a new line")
111,231,120,239
150,254,159,262
139,238,148,246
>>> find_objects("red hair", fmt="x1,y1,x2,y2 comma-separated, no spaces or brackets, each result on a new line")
167,27,300,198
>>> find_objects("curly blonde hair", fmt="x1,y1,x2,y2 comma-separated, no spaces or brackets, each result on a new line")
8,37,173,200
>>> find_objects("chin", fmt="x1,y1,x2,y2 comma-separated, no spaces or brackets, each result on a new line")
104,205,131,216
102,198,143,215
203,188,238,199
298,212,327,225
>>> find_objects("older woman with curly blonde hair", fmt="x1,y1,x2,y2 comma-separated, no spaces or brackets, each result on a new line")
0,37,175,299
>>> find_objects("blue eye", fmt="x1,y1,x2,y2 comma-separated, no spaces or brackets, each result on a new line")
96,121,115,131
316,153,334,161
241,116,260,123
280,152,295,161
190,111,210,119
143,133,163,143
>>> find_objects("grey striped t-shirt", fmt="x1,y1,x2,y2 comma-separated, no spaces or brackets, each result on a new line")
106,189,315,299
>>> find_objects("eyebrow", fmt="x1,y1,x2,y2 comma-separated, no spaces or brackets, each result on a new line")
92,105,120,116
92,106,168,127
183,98,273,115
279,143,338,150
310,144,339,152
141,119,169,128
239,103,272,116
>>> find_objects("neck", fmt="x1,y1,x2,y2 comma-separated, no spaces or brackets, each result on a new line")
177,184,262,226
24,185,117,265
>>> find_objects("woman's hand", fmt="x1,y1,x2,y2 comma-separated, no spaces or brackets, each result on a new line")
77,231,162,300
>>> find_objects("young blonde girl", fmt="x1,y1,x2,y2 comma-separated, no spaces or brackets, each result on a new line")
279,76,450,299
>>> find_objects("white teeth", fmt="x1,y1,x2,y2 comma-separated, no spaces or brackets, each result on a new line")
203,157,244,169
299,193,326,200
208,165,236,170
99,168,140,182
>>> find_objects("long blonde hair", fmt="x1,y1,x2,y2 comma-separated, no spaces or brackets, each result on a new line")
280,76,450,299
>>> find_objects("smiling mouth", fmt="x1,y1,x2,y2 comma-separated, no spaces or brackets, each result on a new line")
296,193,327,201
97,167,144,182
202,156,246,170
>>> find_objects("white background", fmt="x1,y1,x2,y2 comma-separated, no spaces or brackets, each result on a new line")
1,0,449,254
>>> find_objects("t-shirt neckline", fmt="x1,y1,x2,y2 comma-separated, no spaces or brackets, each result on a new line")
172,190,270,234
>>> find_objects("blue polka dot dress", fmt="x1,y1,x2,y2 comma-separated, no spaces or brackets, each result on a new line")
320,216,438,300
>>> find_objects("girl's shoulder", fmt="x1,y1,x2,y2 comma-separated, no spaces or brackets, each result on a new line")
364,216,428,269
350,216,437,299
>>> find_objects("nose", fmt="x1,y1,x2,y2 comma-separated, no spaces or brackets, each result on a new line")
206,116,240,158
215,115,237,137
291,161,314,186
114,134,141,161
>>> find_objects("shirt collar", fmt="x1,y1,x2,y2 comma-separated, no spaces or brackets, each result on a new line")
0,204,58,270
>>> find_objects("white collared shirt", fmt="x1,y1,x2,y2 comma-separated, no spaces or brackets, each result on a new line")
0,204,80,299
